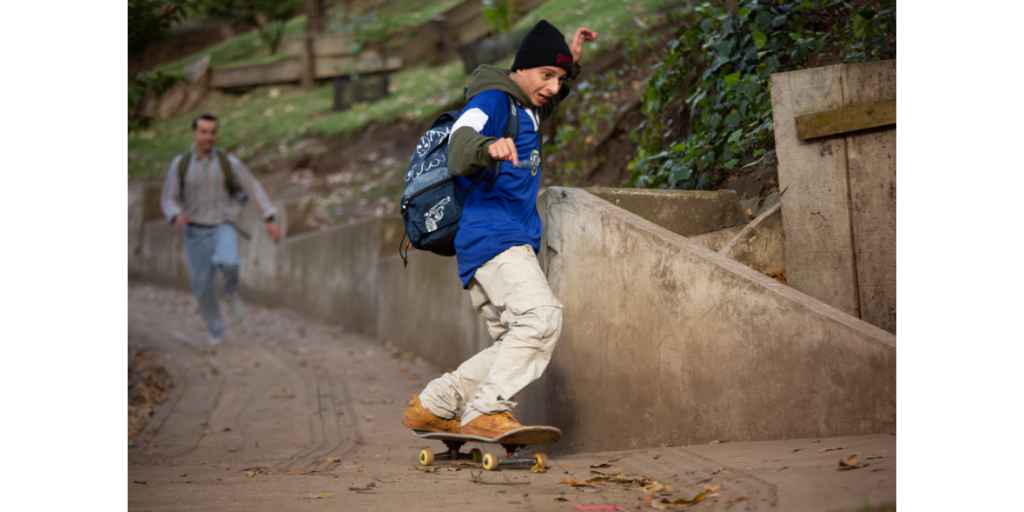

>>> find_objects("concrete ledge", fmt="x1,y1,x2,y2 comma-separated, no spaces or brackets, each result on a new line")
519,188,895,454
585,188,746,238
720,203,785,271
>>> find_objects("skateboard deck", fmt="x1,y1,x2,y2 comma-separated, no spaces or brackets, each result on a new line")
411,426,562,470
412,426,561,446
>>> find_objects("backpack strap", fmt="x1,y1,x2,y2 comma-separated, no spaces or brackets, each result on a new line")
216,149,241,197
464,93,520,196
177,151,191,202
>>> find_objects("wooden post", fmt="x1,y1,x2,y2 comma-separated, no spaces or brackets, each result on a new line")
430,15,457,64
300,35,314,91
506,0,515,56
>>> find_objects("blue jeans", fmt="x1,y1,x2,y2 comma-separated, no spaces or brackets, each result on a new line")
183,224,240,338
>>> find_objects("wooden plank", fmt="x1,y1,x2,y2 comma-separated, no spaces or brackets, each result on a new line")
210,60,301,88
280,34,356,57
313,55,403,79
514,0,549,13
794,99,895,140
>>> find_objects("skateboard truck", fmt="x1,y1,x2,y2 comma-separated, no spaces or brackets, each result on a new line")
419,440,484,466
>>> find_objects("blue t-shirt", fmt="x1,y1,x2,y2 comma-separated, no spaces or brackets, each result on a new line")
454,90,543,288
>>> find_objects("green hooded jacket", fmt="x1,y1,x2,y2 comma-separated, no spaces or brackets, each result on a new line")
447,63,582,177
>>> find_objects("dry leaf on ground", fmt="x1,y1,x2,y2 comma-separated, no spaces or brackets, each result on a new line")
327,457,340,462
562,477,604,486
819,446,844,452
304,491,332,499
839,453,859,467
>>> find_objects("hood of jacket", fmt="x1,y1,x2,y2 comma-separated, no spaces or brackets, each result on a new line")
464,65,534,108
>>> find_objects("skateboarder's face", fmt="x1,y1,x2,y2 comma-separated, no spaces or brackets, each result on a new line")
512,66,568,107
192,119,218,155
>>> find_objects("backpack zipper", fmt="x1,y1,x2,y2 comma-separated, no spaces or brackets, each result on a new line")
401,176,456,210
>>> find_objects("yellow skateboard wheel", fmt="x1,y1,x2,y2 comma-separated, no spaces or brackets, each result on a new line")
470,448,483,463
419,449,434,466
482,453,499,471
533,453,548,469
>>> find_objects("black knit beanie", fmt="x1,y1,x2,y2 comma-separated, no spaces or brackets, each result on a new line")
511,20,573,74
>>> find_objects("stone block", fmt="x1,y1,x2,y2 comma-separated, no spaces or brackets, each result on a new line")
689,225,745,252
720,203,785,272
585,188,746,238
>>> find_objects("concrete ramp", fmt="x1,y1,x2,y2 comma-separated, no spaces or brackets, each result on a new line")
517,188,895,454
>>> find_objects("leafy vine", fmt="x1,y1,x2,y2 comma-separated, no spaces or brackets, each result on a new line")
629,0,895,189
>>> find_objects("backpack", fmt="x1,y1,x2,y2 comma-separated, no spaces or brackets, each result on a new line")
177,149,243,201
399,93,519,265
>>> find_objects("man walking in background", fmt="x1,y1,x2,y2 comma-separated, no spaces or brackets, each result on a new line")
160,114,281,345
403,21,597,439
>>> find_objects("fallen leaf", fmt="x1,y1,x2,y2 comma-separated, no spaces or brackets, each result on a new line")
562,477,604,486
328,457,341,462
711,466,725,475
840,453,859,467
590,463,612,468
837,463,870,472
866,454,885,460
133,480,147,485
707,439,730,444
653,455,661,459
553,496,568,501
819,446,844,452
642,490,657,503
706,483,722,492
286,471,305,475
304,491,332,499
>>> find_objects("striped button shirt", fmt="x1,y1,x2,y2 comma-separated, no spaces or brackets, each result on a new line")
160,147,277,225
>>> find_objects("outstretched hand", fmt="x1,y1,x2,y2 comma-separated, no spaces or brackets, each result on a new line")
488,137,519,166
569,27,598,65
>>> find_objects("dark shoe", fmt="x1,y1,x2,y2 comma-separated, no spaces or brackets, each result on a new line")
401,395,460,434
461,411,527,439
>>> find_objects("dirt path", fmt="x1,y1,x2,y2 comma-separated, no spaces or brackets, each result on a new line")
128,283,895,511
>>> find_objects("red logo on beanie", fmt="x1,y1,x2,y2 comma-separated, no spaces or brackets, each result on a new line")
557,54,572,66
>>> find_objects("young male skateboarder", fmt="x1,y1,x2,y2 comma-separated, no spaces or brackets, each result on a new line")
160,114,281,345
403,20,597,439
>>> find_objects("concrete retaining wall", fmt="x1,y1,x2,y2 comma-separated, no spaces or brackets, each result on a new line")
129,184,895,454
516,188,895,453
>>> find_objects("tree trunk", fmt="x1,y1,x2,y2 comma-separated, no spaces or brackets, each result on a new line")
306,0,326,35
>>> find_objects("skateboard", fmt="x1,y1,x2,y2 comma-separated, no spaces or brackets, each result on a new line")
411,427,562,471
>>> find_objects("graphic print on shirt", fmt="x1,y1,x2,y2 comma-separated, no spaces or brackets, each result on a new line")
425,196,451,232
513,149,541,177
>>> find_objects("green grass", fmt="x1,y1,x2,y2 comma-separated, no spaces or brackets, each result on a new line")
130,0,682,180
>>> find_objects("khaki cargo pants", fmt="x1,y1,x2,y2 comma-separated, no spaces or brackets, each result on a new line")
419,245,563,426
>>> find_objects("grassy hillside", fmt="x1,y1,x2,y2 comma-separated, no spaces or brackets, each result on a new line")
128,0,681,180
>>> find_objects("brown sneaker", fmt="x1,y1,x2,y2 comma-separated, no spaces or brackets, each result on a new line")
461,411,527,439
401,395,460,434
